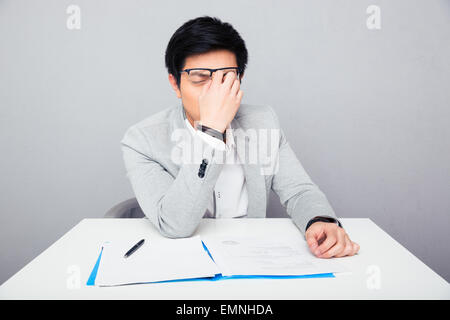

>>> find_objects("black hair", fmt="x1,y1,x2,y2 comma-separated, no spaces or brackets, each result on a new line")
165,16,248,88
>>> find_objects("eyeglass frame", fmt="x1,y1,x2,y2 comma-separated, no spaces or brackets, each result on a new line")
180,67,242,83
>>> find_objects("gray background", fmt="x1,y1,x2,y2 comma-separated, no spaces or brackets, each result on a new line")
1,0,449,285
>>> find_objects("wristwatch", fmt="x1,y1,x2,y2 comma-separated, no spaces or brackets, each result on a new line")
196,123,226,142
305,216,343,232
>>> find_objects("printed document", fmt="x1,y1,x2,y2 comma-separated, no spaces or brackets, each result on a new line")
202,235,349,276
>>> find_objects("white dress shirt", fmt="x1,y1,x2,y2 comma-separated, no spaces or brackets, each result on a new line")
185,118,248,218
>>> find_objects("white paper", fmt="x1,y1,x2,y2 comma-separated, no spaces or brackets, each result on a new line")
202,235,349,277
95,235,220,286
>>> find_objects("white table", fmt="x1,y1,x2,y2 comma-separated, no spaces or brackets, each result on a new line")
0,218,449,299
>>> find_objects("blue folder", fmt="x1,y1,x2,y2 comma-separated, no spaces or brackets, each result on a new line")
86,241,334,286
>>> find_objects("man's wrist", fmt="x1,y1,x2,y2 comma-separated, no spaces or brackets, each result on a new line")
305,216,343,232
196,122,226,142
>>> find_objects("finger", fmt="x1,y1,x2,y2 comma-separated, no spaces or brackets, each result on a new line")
352,241,360,255
319,230,345,258
200,79,212,98
211,69,224,88
335,234,353,258
222,70,237,91
236,89,244,105
316,232,337,256
305,232,319,253
230,78,240,97
305,224,325,254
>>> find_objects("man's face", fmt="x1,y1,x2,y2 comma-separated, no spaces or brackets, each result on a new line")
168,49,243,126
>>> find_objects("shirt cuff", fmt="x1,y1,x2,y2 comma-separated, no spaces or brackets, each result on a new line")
196,130,226,151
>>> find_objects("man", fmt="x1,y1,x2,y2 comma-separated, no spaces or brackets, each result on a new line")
121,16,359,258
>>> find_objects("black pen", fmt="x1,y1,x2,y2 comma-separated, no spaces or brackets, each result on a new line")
124,239,145,258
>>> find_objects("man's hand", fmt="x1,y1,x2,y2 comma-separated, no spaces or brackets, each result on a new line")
305,222,360,258
198,69,243,133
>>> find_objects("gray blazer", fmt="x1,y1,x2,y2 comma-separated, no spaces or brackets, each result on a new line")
120,103,339,238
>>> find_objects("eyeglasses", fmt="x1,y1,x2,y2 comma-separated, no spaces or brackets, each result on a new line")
181,67,241,84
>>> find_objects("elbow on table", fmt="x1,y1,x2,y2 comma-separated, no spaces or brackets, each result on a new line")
138,198,199,239
159,227,196,239
156,216,198,239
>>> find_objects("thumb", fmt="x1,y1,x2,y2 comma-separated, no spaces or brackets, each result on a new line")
305,230,319,252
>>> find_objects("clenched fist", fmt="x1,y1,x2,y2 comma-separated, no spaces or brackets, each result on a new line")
305,222,360,258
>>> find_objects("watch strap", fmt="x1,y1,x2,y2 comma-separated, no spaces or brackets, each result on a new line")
196,123,226,142
305,216,343,232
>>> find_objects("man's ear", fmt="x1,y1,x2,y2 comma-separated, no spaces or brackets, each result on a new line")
168,74,182,98
239,71,244,83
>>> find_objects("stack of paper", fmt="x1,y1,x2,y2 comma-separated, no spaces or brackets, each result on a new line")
92,235,348,286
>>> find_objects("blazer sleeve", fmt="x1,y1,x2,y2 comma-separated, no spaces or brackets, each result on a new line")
120,126,225,238
267,105,340,236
